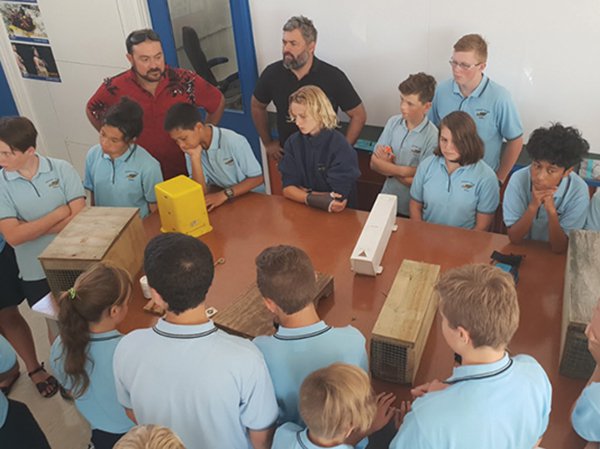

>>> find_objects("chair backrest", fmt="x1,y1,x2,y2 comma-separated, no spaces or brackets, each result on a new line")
181,26,218,86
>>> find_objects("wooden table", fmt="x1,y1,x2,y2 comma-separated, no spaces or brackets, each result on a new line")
120,193,586,449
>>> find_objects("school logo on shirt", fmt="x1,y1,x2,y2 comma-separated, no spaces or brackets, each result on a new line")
47,178,60,188
475,109,489,119
223,158,234,166
461,181,475,191
125,171,139,180
410,146,422,155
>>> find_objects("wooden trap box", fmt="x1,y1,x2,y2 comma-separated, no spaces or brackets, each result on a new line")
370,260,440,384
39,207,146,298
214,273,334,338
560,230,600,379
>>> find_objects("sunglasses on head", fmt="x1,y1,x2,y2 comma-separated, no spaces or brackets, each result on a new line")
126,30,160,49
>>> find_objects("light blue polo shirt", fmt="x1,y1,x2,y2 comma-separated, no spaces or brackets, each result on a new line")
84,143,163,218
253,321,368,425
410,155,499,229
429,76,523,171
572,382,600,441
503,166,589,241
273,422,353,449
390,353,551,449
585,189,600,231
0,155,85,280
185,125,264,192
50,330,134,434
113,319,278,449
376,115,438,216
0,335,17,428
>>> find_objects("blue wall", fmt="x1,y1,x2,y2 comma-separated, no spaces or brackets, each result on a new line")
0,62,18,117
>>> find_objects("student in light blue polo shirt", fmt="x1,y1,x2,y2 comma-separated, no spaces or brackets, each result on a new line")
0,335,51,448
272,364,392,449
585,189,600,231
572,299,600,443
370,73,438,216
0,116,85,307
164,103,264,211
113,233,278,449
409,111,499,230
50,263,135,449
253,245,369,426
391,264,551,449
429,34,523,183
85,97,163,218
503,123,589,254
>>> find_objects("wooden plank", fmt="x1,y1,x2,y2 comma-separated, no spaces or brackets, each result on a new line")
214,273,334,339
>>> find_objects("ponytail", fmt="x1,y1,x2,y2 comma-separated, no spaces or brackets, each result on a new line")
56,263,132,397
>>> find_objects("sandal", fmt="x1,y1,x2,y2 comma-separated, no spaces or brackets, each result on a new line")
28,363,59,398
0,371,20,396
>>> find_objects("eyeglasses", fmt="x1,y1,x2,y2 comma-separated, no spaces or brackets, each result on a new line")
126,29,161,52
448,59,482,70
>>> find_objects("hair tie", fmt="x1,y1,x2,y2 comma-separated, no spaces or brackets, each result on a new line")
68,287,77,300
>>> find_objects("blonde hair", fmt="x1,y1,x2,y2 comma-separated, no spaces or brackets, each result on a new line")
436,264,519,349
288,85,338,130
453,34,488,62
114,425,186,449
300,363,376,440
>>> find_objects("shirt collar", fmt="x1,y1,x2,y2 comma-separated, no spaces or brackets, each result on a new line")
101,145,136,162
4,154,51,181
153,318,218,339
435,155,475,175
446,352,511,383
402,116,430,133
89,329,122,342
207,125,220,152
452,74,489,99
302,128,333,146
274,321,331,340
297,428,353,449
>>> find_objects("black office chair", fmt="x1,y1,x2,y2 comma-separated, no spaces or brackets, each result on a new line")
181,26,240,95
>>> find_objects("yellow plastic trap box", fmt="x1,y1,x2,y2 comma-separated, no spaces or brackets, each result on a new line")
155,175,212,237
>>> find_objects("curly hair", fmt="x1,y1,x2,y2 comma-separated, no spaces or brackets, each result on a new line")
526,123,589,168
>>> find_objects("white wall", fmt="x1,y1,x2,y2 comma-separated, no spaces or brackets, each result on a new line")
249,0,600,153
0,0,151,175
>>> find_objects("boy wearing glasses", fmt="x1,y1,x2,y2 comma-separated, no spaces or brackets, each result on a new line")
87,29,225,181
429,34,523,183
503,123,589,254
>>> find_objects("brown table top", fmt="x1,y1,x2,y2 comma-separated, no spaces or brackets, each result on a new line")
120,193,586,449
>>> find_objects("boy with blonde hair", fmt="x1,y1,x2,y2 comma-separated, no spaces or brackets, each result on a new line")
279,85,360,212
253,245,368,425
429,33,523,183
114,425,185,449
272,363,392,449
391,264,551,449
370,73,438,216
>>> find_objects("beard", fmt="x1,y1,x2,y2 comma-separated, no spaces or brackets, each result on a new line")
133,65,164,83
283,50,309,70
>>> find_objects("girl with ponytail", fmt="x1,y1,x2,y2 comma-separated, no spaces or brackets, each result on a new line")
50,262,134,449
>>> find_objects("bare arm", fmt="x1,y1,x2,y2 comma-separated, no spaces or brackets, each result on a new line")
205,94,226,125
204,175,264,212
185,149,207,190
124,408,137,424
282,185,309,204
46,198,86,234
251,96,283,160
474,212,494,231
344,103,367,145
370,154,417,178
545,200,569,254
507,188,549,244
496,137,523,183
0,205,70,246
409,199,423,221
248,428,274,449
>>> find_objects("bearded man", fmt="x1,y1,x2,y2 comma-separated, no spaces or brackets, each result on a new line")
87,29,225,179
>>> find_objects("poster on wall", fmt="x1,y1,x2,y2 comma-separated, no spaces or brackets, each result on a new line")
0,2,48,43
11,42,60,82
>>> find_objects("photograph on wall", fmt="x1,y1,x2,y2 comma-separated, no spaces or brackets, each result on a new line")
0,2,48,43
12,42,60,82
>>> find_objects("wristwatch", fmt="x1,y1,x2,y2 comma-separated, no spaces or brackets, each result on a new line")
224,188,235,201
